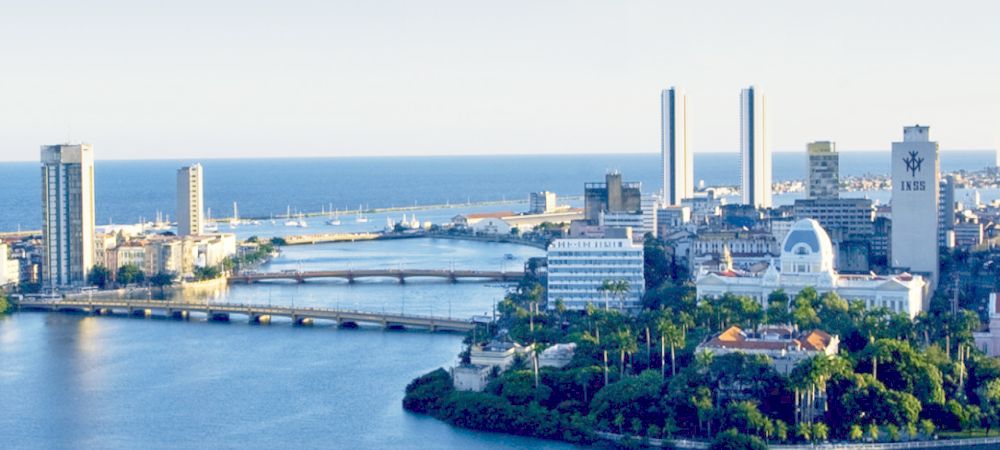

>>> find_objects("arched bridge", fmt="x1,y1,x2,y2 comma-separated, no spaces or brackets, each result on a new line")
17,299,476,332
228,268,526,284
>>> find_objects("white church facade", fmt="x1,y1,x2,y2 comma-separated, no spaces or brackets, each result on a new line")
696,219,928,318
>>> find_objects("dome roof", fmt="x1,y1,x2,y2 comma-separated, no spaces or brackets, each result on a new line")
780,219,836,275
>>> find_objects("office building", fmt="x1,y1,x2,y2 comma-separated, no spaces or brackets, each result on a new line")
939,175,956,247
740,86,771,208
697,219,927,318
661,87,692,204
41,144,96,289
0,243,20,287
974,293,1000,357
584,171,641,223
177,164,205,237
546,228,645,311
891,126,940,285
529,191,558,214
807,141,839,199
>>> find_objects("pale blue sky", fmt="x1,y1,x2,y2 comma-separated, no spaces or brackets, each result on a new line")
1,0,997,161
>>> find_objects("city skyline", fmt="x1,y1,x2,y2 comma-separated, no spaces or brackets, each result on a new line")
2,1,1000,161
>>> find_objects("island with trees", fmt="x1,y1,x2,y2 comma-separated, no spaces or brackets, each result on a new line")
403,236,1000,448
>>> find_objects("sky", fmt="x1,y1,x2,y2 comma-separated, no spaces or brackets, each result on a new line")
1,0,998,161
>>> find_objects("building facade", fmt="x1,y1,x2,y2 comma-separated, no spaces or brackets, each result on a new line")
974,293,1000,357
807,141,839,199
696,325,840,375
740,86,771,208
177,164,205,237
41,144,96,289
529,191,558,214
546,231,645,311
696,219,927,318
891,126,940,285
661,87,692,205
584,172,642,223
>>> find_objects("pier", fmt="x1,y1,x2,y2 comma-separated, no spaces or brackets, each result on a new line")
16,299,477,332
228,268,526,284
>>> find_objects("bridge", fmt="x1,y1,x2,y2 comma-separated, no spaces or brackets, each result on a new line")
228,268,526,284
16,299,477,332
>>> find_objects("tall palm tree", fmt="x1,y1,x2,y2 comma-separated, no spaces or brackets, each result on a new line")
658,315,685,377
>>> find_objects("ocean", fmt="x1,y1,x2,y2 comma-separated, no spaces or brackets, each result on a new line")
0,150,995,232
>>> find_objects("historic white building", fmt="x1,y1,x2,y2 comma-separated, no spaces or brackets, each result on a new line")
974,293,1000,357
696,219,928,318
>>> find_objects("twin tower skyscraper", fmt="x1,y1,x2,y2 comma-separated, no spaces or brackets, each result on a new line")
661,86,770,208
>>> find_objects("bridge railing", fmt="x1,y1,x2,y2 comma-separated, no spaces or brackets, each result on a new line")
17,299,475,323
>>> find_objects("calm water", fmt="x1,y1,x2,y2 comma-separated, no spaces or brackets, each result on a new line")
0,238,569,449
1,151,995,231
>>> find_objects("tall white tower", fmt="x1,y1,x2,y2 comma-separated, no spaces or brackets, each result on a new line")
661,87,692,205
891,125,939,286
177,164,205,237
740,86,771,208
41,144,96,289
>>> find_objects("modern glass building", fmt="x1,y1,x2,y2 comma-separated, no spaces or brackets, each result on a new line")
661,87,692,205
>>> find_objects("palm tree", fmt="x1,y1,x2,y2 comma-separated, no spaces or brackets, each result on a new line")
658,316,685,377
613,329,638,377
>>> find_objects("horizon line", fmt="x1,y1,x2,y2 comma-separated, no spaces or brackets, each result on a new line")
0,148,995,164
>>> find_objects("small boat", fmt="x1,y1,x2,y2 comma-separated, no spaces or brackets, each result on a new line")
355,204,369,223
504,253,516,260
326,209,341,226
297,213,308,228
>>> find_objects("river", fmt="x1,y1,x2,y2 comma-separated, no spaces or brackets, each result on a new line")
0,238,577,449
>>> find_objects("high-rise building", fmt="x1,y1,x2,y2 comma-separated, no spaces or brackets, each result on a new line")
938,175,956,248
177,164,205,237
661,87,692,205
41,144,96,289
740,86,771,208
584,171,642,223
807,141,839,199
891,125,940,285
529,191,557,214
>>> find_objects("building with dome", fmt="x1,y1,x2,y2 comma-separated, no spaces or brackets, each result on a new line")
696,219,928,318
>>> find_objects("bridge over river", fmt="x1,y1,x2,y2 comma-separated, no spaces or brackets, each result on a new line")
17,299,477,332
229,268,526,284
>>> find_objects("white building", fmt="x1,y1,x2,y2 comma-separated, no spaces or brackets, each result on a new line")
546,230,645,311
740,86,771,208
529,191,558,214
696,219,927,318
451,365,492,392
177,164,205,237
539,343,577,369
807,141,839,199
469,340,533,371
891,125,940,286
0,243,20,287
974,293,1000,357
41,144,96,289
662,87,692,205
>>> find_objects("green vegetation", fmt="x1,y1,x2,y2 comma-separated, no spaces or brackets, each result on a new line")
116,264,145,286
403,236,1000,445
0,290,9,315
88,265,111,289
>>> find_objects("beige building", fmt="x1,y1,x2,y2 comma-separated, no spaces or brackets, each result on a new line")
177,164,205,237
696,325,839,374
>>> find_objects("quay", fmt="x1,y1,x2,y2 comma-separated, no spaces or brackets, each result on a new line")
16,299,477,332
229,268,526,284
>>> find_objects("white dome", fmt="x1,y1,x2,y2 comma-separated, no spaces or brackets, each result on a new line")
780,219,835,274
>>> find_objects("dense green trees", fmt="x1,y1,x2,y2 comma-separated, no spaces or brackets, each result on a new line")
116,264,144,286
404,239,1000,446
87,265,111,288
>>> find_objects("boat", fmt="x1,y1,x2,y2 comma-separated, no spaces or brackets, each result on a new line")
504,253,516,260
297,213,308,228
284,206,301,227
326,209,341,226
355,204,369,223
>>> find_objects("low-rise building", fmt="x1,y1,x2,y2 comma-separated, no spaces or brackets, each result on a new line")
538,343,577,368
974,293,1000,357
469,340,533,371
0,243,20,288
451,365,492,392
696,325,840,374
696,219,927,318
656,206,691,238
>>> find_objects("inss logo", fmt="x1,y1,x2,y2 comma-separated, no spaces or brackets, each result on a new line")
903,151,924,177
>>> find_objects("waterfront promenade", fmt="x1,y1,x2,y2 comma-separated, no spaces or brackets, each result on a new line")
16,298,477,332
